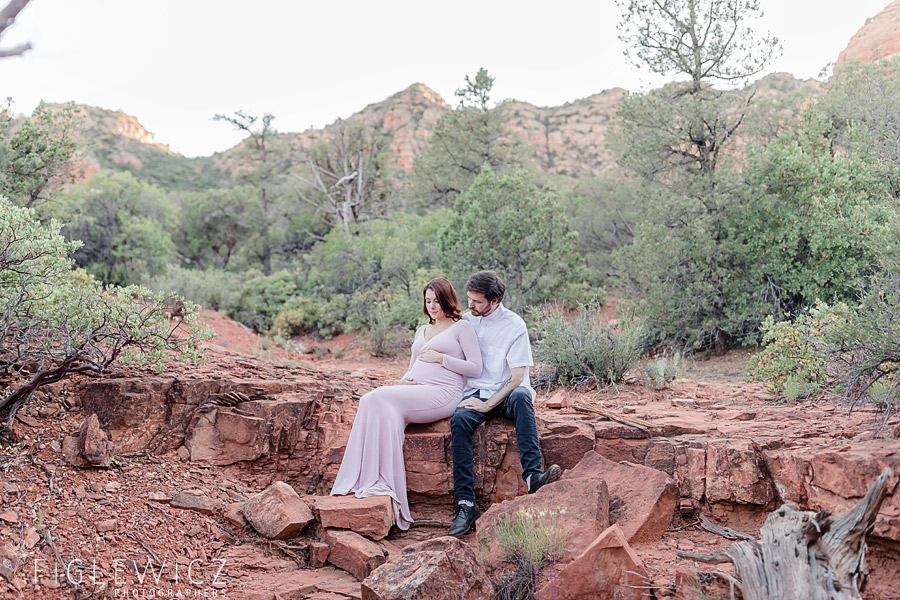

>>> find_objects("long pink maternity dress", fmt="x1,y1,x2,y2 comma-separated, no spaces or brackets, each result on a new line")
330,319,482,529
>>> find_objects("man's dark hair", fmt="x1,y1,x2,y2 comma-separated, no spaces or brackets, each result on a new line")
465,270,506,303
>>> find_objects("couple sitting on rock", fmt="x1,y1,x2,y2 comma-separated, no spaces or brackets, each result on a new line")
330,270,561,537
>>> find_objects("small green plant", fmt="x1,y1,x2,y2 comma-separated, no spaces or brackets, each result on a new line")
313,347,329,359
492,507,567,600
646,351,680,390
331,346,345,359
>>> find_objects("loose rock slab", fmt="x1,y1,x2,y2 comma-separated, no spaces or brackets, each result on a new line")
323,529,386,581
478,476,609,564
311,495,394,540
62,413,112,467
241,481,314,539
361,536,493,600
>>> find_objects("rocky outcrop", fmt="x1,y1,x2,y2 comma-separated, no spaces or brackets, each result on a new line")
837,1,900,66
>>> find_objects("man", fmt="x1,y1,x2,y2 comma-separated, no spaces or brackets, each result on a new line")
448,270,560,537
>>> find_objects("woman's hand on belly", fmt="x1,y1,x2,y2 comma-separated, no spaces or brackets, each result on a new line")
417,349,443,363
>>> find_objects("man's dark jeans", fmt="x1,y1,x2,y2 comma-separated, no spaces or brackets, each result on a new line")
450,387,542,504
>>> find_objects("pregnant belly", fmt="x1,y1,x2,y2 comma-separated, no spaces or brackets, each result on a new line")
407,360,463,389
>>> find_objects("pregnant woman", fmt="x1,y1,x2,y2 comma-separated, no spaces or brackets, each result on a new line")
330,277,482,530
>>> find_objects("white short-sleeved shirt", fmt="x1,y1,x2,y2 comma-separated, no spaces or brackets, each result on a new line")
463,303,535,401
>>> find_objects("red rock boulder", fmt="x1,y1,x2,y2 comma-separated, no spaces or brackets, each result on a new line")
361,536,493,600
541,524,647,600
241,481,314,539
62,413,111,467
565,450,677,543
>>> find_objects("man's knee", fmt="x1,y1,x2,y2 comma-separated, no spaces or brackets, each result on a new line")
451,407,480,435
507,388,534,412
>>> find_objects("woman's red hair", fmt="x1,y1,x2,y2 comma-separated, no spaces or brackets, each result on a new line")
422,277,462,324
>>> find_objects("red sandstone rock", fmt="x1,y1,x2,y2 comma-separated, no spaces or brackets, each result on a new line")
170,492,218,515
310,541,331,568
241,481,314,539
478,477,609,565
837,1,900,66
323,528,386,580
705,439,774,506
765,439,900,540
360,536,493,600
311,495,394,540
0,544,19,581
541,524,647,600
565,450,678,543
223,502,248,528
538,418,595,471
96,519,117,532
62,413,112,467
545,389,569,409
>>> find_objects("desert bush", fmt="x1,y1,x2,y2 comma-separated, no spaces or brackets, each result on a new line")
746,301,851,397
363,302,409,358
531,303,646,389
0,197,211,435
486,507,567,600
143,265,238,312
825,272,900,423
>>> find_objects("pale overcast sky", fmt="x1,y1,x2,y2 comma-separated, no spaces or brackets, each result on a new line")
0,0,891,157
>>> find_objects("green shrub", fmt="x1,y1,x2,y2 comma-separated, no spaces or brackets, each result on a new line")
227,270,298,332
487,507,567,600
143,265,238,312
746,301,851,397
531,303,646,389
824,272,900,418
0,197,211,433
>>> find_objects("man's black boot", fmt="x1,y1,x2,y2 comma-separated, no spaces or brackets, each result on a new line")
448,502,481,537
527,464,562,494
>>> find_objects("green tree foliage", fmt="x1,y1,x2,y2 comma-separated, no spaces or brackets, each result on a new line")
617,0,779,91
821,58,900,196
0,197,211,435
413,68,523,206
735,111,895,317
214,111,291,274
170,185,256,270
46,171,177,286
613,0,780,350
283,214,443,336
0,101,81,207
440,167,583,311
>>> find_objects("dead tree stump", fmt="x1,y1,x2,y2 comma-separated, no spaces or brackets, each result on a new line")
678,467,893,600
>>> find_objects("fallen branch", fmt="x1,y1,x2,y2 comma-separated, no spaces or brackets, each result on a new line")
573,403,661,433
699,514,757,541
